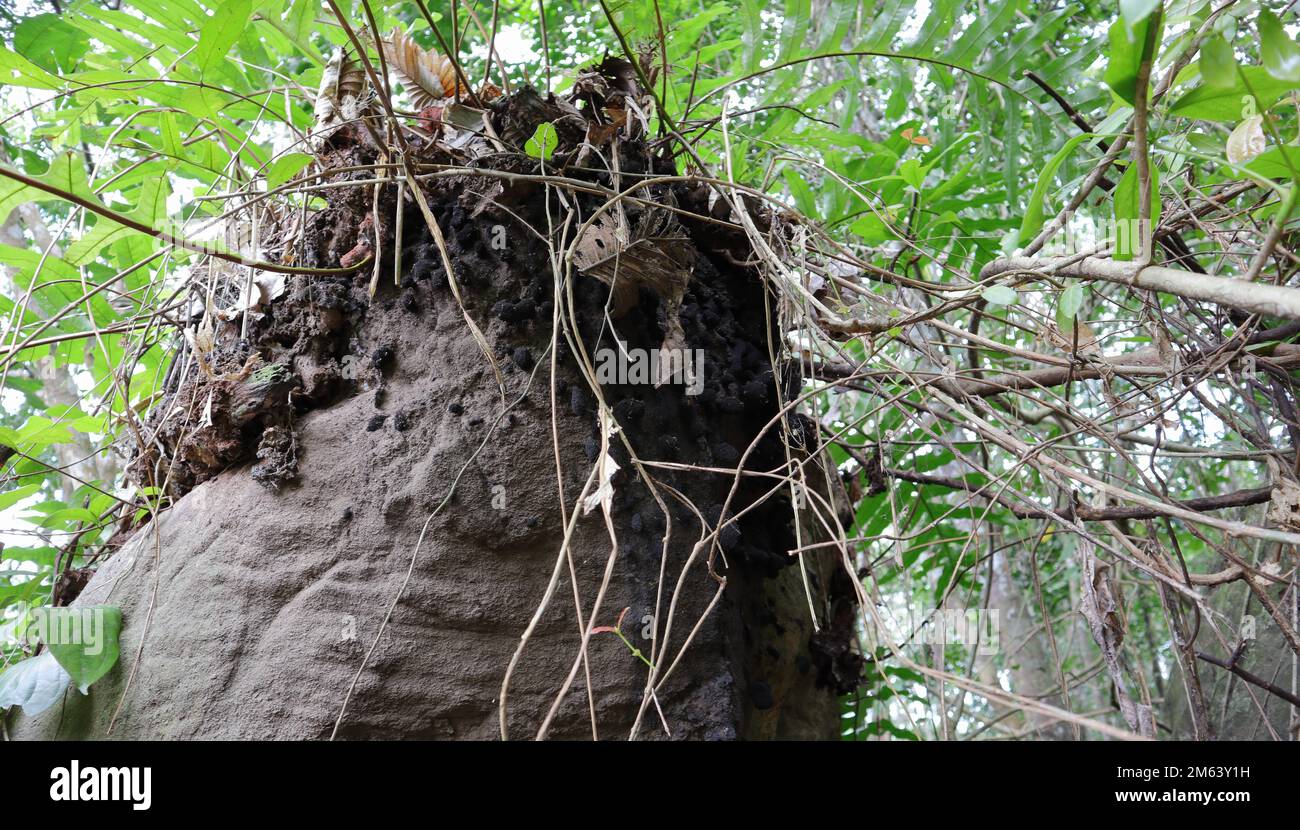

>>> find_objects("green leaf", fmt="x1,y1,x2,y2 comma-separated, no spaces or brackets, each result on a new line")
194,0,254,79
886,666,927,683
1104,14,1159,105
524,122,559,161
1018,133,1091,242
0,482,43,512
14,13,91,73
41,606,123,694
1120,0,1160,27
783,168,817,216
1113,162,1160,261
0,152,103,231
898,157,925,190
1199,36,1237,90
0,652,70,715
288,0,317,42
266,152,313,190
1247,145,1300,179
39,507,99,529
1,416,76,453
158,111,185,160
1260,11,1300,84
1171,67,1298,120
981,284,1017,306
1,545,57,567
1056,282,1085,332
0,45,64,89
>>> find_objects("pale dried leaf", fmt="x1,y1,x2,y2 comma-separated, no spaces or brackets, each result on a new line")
311,48,367,150
582,453,619,516
1077,537,1154,737
1042,320,1100,355
573,203,695,335
228,272,286,316
1226,115,1266,164
200,388,214,429
1267,478,1300,529
442,103,487,131
312,48,346,130
582,408,621,516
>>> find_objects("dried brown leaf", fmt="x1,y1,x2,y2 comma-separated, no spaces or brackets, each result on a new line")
379,27,462,110
573,202,696,377
311,48,368,149
1267,479,1300,530
1077,537,1154,737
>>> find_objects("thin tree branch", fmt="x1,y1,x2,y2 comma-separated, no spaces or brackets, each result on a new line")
1196,650,1300,709
983,255,1300,321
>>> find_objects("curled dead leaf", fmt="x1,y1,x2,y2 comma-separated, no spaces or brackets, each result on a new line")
582,408,622,517
573,199,695,354
1077,537,1154,737
1267,478,1300,530
311,48,368,150
1041,320,1100,355
1226,115,1266,164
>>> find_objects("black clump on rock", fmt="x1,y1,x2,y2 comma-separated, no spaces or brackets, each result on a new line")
657,434,680,458
715,392,744,414
511,298,536,319
493,298,536,325
612,397,644,423
568,386,591,416
511,346,534,371
409,258,435,283
719,521,741,552
713,441,740,467
741,377,770,405
372,345,394,373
